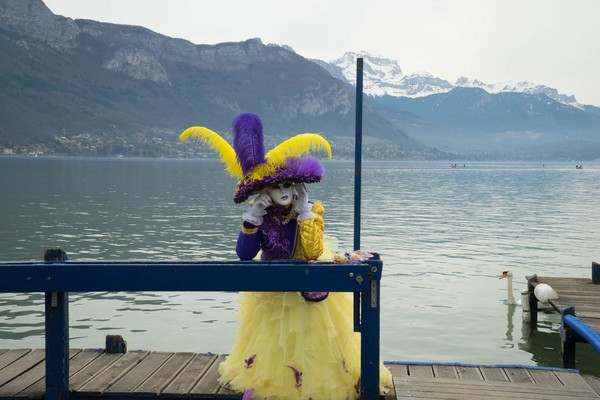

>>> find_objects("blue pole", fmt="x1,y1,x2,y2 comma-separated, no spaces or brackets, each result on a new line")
45,291,69,400
353,58,364,333
354,57,363,252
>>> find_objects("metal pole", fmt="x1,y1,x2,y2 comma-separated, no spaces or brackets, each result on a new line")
354,57,363,251
353,58,364,333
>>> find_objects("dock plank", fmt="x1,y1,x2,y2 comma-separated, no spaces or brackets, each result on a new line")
135,352,195,395
0,350,31,376
75,351,149,394
480,366,508,382
456,365,482,381
433,365,457,379
528,369,563,386
162,353,217,395
16,348,102,399
0,350,44,387
106,351,173,394
0,350,81,399
407,364,434,377
189,354,229,396
385,363,408,378
394,376,600,399
583,375,600,397
505,367,533,383
70,351,125,391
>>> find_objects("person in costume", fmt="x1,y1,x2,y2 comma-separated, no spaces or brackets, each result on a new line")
180,113,392,399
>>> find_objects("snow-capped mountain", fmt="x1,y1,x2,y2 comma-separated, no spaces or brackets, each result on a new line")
455,77,582,109
328,51,583,109
329,52,452,98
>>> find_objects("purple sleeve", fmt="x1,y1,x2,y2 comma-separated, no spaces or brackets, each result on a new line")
236,223,262,260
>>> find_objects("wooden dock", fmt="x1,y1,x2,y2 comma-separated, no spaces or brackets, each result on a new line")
528,275,600,332
528,262,600,369
2,349,600,399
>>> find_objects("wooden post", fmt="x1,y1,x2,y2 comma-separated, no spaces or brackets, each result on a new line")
106,335,127,353
592,262,600,284
561,306,577,369
44,249,69,400
526,275,539,329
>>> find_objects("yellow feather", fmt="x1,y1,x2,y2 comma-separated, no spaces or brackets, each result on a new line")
266,134,332,166
247,162,276,181
179,126,243,178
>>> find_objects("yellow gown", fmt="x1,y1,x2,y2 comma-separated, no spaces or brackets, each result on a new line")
219,203,393,399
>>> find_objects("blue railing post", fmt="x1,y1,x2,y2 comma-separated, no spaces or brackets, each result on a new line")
45,291,69,400
43,249,70,400
361,258,382,399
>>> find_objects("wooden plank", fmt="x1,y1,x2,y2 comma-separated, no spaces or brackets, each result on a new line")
106,351,173,394
163,353,217,396
394,376,600,399
0,349,44,386
480,366,508,382
75,351,149,394
189,354,228,395
556,370,595,388
583,375,600,397
17,349,103,399
456,366,482,381
407,364,434,377
504,367,533,383
135,352,195,395
70,351,126,391
433,365,457,379
0,350,31,374
0,350,81,399
385,363,408,378
528,369,564,386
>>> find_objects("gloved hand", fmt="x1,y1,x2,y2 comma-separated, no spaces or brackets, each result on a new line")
242,191,272,226
293,184,316,221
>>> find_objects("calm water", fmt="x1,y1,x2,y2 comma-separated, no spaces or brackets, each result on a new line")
1,157,600,374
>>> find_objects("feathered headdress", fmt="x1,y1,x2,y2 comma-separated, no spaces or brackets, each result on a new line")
180,113,332,203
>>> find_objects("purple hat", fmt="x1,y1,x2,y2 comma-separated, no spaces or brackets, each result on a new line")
179,113,332,203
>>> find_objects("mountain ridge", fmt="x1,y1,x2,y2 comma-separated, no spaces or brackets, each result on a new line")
328,51,586,109
1,0,599,160
324,51,600,158
0,0,426,159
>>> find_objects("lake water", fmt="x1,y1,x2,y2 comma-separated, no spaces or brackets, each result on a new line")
1,157,600,375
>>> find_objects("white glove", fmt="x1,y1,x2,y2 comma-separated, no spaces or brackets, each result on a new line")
293,184,316,221
242,191,272,226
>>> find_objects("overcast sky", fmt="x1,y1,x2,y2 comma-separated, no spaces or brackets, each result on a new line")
44,0,600,106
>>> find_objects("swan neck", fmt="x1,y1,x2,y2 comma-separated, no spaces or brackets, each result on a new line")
507,276,516,304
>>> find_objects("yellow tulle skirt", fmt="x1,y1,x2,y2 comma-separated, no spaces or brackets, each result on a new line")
218,291,393,399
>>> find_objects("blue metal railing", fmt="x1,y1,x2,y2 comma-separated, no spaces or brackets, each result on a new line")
562,305,600,353
0,256,384,400
563,314,600,353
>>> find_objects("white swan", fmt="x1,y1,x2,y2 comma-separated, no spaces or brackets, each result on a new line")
500,270,522,305
500,270,559,308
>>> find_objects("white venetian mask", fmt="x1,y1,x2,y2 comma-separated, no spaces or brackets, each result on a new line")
267,182,293,206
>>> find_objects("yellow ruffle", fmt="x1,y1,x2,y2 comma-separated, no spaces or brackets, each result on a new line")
218,292,392,399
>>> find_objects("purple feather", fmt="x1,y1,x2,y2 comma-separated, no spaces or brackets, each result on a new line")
285,156,324,177
233,113,266,174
